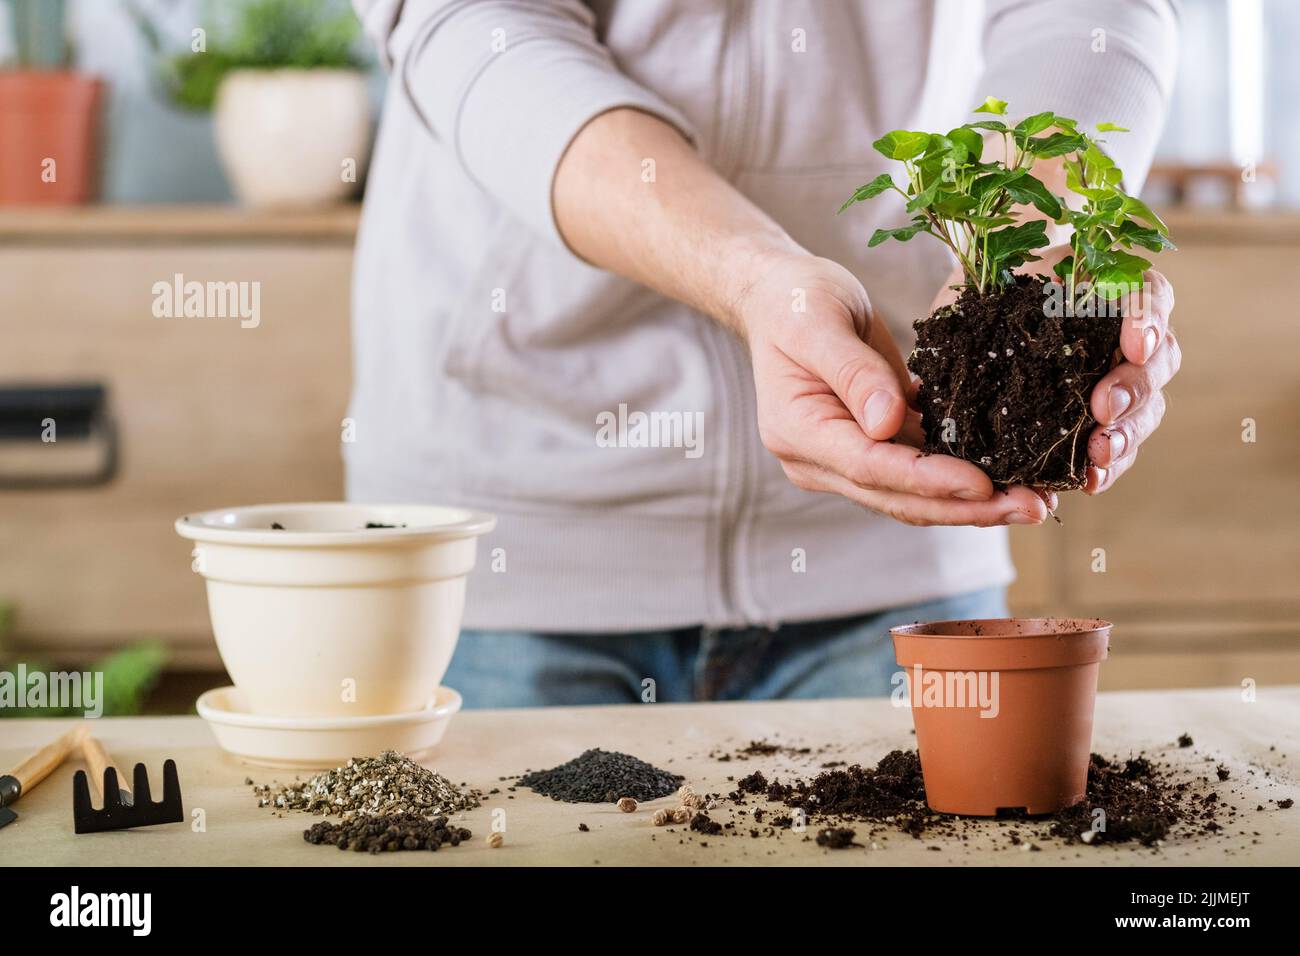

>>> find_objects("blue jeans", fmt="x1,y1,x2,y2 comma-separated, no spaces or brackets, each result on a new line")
445,587,1008,708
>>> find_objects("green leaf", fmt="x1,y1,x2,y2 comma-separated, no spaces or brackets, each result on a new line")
872,130,932,161
1096,121,1130,132
905,178,943,212
1014,111,1056,137
985,219,1050,262
967,120,1009,133
1094,251,1152,299
1081,243,1116,276
1116,219,1177,252
965,214,1017,229
1003,175,1063,219
971,168,1026,200
947,127,983,163
838,173,896,213
868,218,929,247
974,96,1008,115
1065,160,1111,200
1053,255,1075,282
1025,131,1088,158
1121,196,1170,235
933,194,979,218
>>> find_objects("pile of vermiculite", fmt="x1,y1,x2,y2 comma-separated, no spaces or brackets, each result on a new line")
252,750,479,853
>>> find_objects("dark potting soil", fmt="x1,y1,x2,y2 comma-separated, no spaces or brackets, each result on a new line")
303,812,471,853
690,812,724,835
517,748,683,803
908,274,1122,490
815,827,860,849
722,748,1234,850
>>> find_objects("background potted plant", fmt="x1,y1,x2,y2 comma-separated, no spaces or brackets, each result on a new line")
130,0,371,207
0,0,105,204
840,98,1176,489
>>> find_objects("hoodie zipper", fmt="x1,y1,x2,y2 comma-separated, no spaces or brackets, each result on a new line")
705,0,765,626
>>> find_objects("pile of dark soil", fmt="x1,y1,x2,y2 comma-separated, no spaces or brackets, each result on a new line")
1044,754,1189,846
517,748,682,803
908,275,1121,489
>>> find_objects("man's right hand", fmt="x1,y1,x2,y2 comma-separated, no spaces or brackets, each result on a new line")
736,254,1052,527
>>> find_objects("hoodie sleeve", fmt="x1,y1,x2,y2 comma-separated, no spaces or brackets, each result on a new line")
977,0,1180,192
354,0,697,246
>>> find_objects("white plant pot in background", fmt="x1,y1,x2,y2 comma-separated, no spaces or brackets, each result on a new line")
213,68,371,207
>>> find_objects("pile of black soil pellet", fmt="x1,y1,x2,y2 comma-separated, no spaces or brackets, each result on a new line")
517,748,682,803
303,812,471,853
724,748,1230,849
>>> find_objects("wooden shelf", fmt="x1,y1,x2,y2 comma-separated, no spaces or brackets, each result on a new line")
0,203,361,243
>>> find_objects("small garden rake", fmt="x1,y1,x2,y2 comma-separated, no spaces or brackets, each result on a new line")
72,734,183,833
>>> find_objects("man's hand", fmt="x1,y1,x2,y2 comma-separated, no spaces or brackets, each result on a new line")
738,254,1051,526
554,108,1049,525
1085,269,1179,494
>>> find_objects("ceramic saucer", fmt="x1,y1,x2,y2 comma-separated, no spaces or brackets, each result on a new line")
196,685,462,769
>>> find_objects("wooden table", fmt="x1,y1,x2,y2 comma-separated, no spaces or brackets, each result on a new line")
3,688,1298,866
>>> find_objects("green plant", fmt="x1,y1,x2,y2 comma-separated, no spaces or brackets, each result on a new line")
4,0,69,67
127,0,366,111
0,642,168,718
839,97,1174,306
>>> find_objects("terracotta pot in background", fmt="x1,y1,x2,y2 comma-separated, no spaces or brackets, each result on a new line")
891,618,1111,816
214,68,371,208
0,71,104,204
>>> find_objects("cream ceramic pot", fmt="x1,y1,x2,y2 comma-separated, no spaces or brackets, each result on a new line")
213,68,371,207
177,503,495,718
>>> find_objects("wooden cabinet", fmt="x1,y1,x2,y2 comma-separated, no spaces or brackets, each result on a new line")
0,206,356,665
1008,212,1300,687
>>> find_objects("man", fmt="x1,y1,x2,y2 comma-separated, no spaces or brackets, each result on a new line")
348,0,1181,705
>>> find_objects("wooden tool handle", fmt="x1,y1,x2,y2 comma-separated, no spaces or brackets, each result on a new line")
80,734,132,799
7,723,86,795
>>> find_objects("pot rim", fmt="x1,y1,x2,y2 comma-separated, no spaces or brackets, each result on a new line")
176,501,496,547
891,618,1110,670
890,617,1111,639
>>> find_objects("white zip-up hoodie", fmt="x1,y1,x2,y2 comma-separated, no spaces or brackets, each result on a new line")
347,0,1178,632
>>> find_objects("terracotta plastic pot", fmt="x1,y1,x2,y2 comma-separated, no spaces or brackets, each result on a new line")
891,618,1110,816
0,71,104,204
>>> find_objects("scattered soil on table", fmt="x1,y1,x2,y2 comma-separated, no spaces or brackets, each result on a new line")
692,743,1282,853
709,737,844,764
517,748,682,803
816,827,860,849
908,274,1122,490
304,812,471,853
1178,733,1194,748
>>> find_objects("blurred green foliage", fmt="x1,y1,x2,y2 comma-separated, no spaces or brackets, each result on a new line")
127,0,367,111
0,602,168,718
